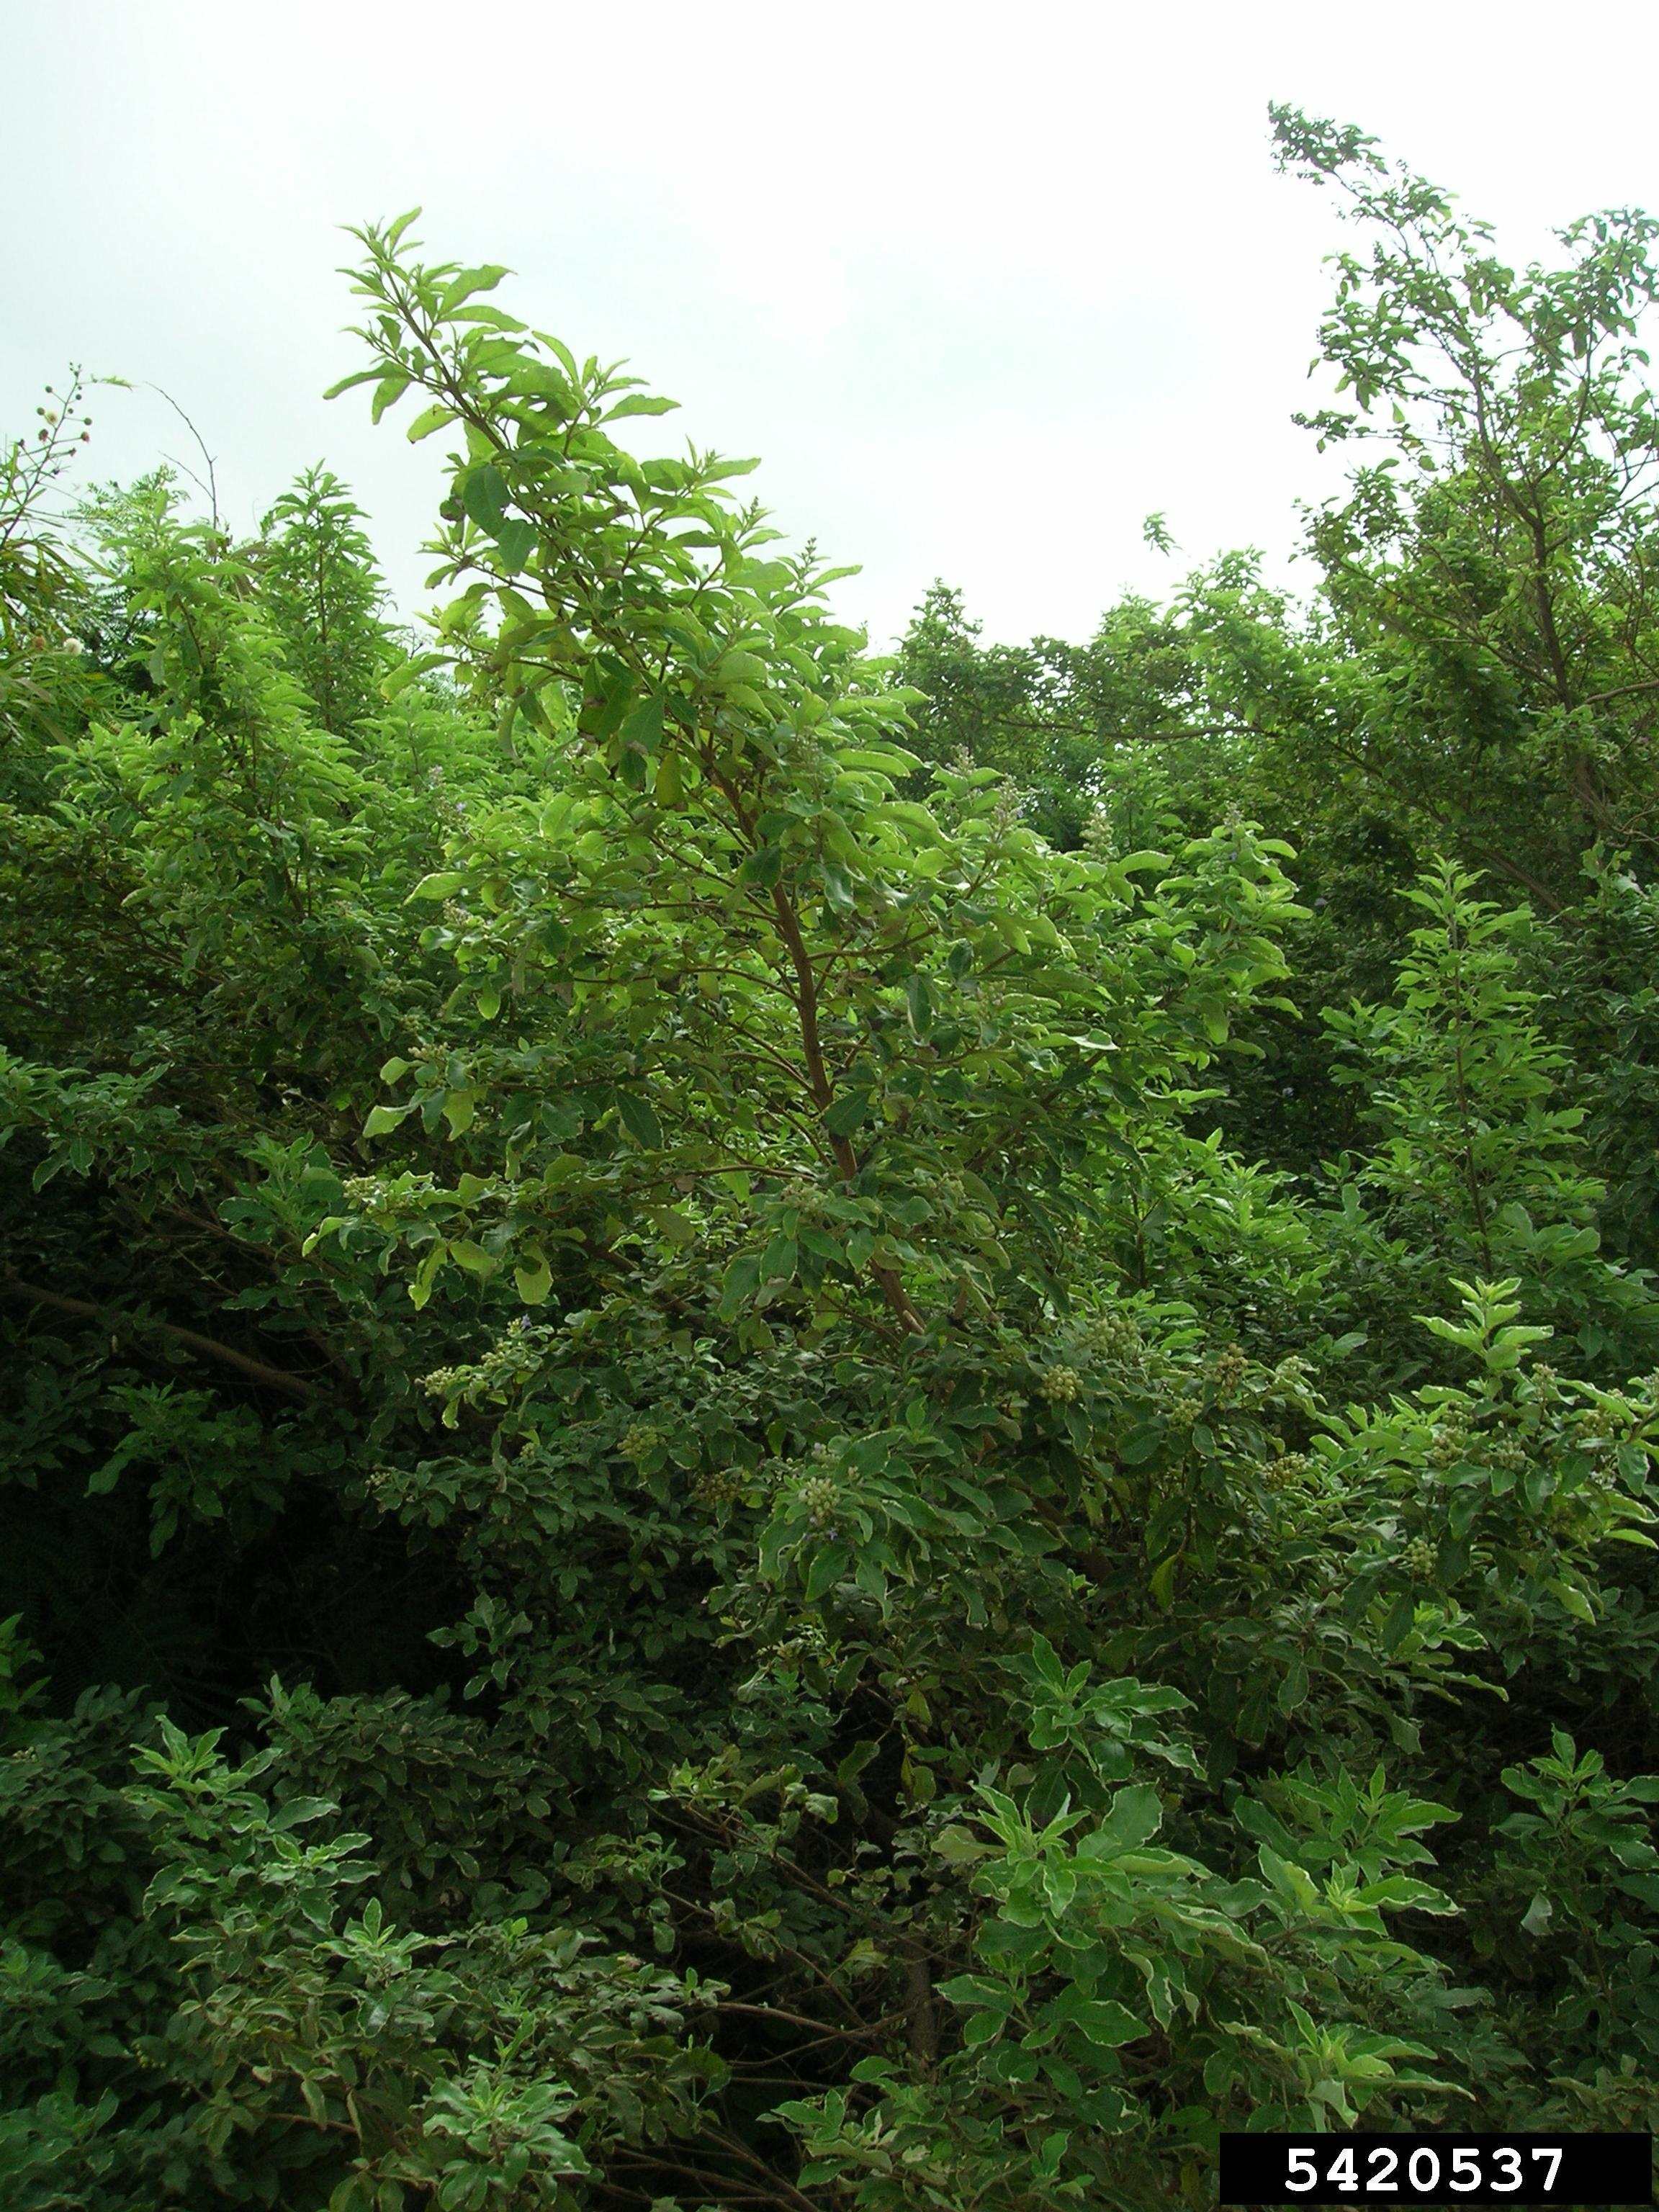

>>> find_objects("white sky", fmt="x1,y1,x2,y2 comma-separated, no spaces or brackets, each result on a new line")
6,0,1659,648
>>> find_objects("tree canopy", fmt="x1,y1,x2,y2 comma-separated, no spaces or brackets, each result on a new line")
6,107,1659,2210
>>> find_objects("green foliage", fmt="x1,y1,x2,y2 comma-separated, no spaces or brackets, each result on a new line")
8,127,1659,2209
1323,861,1659,1377
1269,102,1659,900
258,465,397,735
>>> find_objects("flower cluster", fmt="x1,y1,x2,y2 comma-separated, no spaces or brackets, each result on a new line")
1080,808,1119,858
692,1465,748,1510
795,1474,842,1528
1079,1309,1141,1359
1261,1451,1309,1493
1429,1421,1472,1468
1209,1343,1248,1401
780,1179,830,1223
1575,1398,1635,1442
1478,1431,1529,1475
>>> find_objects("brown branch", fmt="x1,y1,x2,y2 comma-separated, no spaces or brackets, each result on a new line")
1470,842,1567,915
1581,673,1659,710
714,2001,891,2041
0,1274,323,1402
904,1951,939,2070
766,880,924,1336
703,2126,824,2212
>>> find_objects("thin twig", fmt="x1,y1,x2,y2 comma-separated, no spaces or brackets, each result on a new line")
0,1274,323,1402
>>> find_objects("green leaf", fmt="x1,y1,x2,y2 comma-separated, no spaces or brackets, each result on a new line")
460,464,509,533
615,1091,663,1148
1192,995,1229,1045
405,403,457,443
738,847,783,890
837,1739,881,1783
515,1242,553,1305
270,1795,336,1831
760,1233,798,1284
653,749,685,806
1545,1575,1596,1625
1276,1656,1310,1713
1118,1421,1164,1465
437,263,510,313
933,1824,997,1865
1092,1783,1164,1856
370,371,412,423
381,652,450,700
441,1088,480,1136
1067,1998,1144,2047
824,1091,872,1138
804,1543,850,1601
619,696,665,763
820,860,855,912
719,1255,761,1320
1381,1588,1416,1653
493,518,537,573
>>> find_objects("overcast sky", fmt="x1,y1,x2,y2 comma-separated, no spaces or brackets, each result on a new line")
7,1,1659,647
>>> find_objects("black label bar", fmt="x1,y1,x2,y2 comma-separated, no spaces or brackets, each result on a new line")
1218,2133,1652,2206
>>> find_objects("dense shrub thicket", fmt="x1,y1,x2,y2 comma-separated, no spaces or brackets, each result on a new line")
8,106,1659,2208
